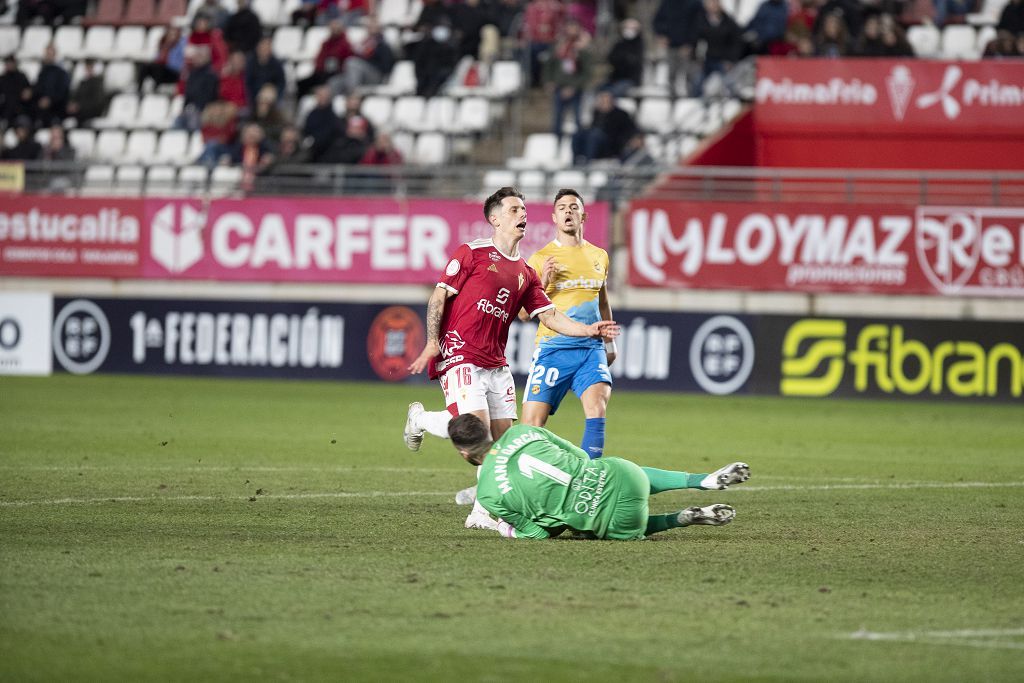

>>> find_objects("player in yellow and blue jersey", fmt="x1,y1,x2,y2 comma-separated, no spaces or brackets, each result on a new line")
521,189,616,458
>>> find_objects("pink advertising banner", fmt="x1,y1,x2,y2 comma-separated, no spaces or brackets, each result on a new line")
629,200,1024,297
142,197,610,282
1,195,608,283
755,58,1024,134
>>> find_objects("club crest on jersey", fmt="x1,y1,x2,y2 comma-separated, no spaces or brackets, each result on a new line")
518,273,525,290
594,261,603,273
487,264,498,273
440,330,466,358
488,252,501,262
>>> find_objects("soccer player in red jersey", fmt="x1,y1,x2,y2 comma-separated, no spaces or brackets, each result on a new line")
404,187,619,529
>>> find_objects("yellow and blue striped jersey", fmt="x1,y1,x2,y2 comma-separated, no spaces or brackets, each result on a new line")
527,240,609,349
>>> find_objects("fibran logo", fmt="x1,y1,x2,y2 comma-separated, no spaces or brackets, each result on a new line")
915,65,963,120
151,202,206,273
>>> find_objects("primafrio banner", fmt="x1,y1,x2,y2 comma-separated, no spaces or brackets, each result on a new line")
629,200,1024,297
0,195,608,282
756,58,1024,132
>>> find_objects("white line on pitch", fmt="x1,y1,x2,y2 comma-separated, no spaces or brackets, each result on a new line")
844,628,1024,650
3,480,1024,507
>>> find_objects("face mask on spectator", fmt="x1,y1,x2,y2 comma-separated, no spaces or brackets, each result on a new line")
432,26,451,42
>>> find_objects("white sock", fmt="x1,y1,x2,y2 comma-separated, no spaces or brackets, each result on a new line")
418,410,452,439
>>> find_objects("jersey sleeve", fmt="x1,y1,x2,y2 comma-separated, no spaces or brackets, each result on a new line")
526,251,544,277
496,511,551,539
437,243,473,294
539,427,590,461
521,264,555,318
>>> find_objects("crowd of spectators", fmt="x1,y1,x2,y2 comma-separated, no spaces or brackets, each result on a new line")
2,0,1024,170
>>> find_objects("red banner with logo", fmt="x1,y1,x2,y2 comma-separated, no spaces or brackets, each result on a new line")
0,196,145,278
755,58,1024,133
1,196,609,282
628,201,1024,297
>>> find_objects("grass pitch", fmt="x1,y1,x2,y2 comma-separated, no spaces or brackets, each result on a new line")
1,375,1022,682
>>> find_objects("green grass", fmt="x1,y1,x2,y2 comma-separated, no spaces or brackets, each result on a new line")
1,375,1023,682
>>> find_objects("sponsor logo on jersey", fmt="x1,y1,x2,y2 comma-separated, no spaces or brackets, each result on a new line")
445,258,460,276
554,277,605,291
517,273,525,290
440,330,465,358
476,296,510,322
435,353,465,373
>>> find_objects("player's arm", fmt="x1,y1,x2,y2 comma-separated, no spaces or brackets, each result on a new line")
408,286,452,374
536,307,619,341
598,284,617,366
494,513,551,539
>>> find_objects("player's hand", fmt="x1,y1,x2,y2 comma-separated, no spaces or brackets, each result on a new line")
407,341,439,374
587,320,620,340
540,256,560,287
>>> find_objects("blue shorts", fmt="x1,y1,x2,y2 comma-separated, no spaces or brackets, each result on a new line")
523,345,612,415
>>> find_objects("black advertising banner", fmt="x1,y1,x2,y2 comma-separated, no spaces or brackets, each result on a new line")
50,297,1024,401
753,316,1024,401
50,297,759,393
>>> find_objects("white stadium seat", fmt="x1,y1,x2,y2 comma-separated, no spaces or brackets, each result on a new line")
94,129,127,162
18,60,40,84
81,26,116,60
376,60,416,95
482,169,516,190
299,26,329,61
252,0,283,25
907,24,941,57
507,133,559,171
104,61,137,91
155,130,190,164
53,26,84,60
488,61,522,96
456,97,490,132
178,165,209,193
123,130,158,163
34,127,52,147
115,165,145,195
272,26,304,60
517,169,546,196
82,165,115,196
93,93,139,129
115,26,150,61
390,131,415,159
137,94,172,128
941,25,978,59
638,97,674,134
187,132,205,161
211,166,242,196
361,96,393,129
413,132,447,164
392,95,426,131
551,169,587,196
0,26,19,56
673,98,704,132
144,27,166,60
17,27,52,61
420,96,456,132
68,129,96,159
146,165,178,195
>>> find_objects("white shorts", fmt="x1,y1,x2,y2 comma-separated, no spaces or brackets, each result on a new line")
440,364,517,420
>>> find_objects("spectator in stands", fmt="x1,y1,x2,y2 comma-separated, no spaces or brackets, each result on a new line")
695,0,742,95
297,19,354,98
600,132,656,203
813,11,851,57
742,0,789,55
175,46,220,131
414,0,453,32
523,0,564,87
271,125,309,165
319,113,371,163
982,29,1023,56
545,17,592,139
452,0,490,58
813,0,863,40
490,0,526,39
41,125,74,161
249,84,289,141
303,85,342,160
194,0,231,28
16,0,83,26
1,118,41,160
571,89,636,165
620,132,655,166
138,26,186,93
412,19,461,98
32,45,70,127
997,0,1024,35
224,0,264,54
197,100,239,165
878,15,914,56
0,56,33,128
245,36,286,107
219,50,249,111
231,121,274,190
653,0,702,96
360,131,403,165
602,18,644,97
186,13,229,76
853,12,913,56
339,0,374,27
329,17,395,95
66,59,109,124
933,0,971,27
291,0,320,27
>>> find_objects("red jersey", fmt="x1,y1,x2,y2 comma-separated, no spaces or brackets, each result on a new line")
428,238,554,379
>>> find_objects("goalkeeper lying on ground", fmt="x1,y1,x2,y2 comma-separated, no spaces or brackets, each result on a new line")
447,414,751,540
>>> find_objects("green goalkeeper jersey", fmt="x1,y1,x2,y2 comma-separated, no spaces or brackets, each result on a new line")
476,424,639,539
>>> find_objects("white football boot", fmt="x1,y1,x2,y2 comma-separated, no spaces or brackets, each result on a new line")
464,499,498,530
454,485,477,505
678,504,736,526
699,462,750,490
403,402,425,451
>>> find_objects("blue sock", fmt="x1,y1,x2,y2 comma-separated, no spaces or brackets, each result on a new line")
581,417,606,459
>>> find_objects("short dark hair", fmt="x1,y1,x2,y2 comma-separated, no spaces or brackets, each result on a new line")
448,414,491,452
553,188,584,208
483,186,524,220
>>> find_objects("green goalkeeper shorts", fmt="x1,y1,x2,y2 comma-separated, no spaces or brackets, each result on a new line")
600,458,650,541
